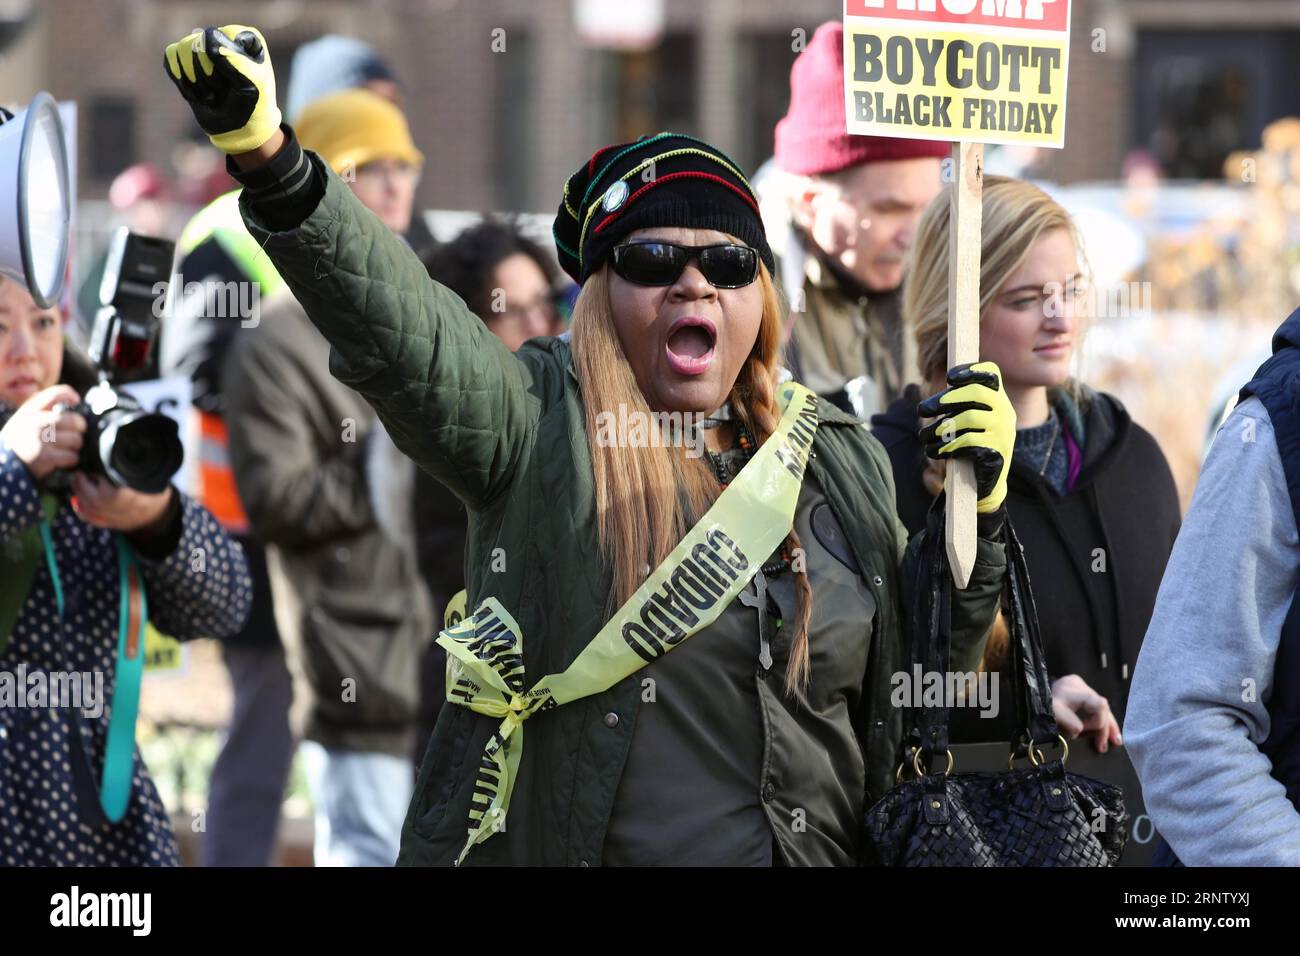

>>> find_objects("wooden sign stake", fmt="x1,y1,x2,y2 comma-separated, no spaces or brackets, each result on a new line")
945,141,984,589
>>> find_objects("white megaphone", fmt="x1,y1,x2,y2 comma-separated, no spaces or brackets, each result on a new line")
0,91,71,308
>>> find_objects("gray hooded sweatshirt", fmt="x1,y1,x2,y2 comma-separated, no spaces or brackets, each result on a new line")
1124,396,1300,864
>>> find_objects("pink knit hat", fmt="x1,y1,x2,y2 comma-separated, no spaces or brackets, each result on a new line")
774,21,950,176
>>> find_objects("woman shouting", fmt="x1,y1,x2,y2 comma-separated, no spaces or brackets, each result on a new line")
165,25,1015,866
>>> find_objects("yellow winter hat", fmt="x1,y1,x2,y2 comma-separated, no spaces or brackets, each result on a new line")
295,88,423,175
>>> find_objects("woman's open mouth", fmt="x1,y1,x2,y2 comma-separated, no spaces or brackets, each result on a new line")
664,316,717,376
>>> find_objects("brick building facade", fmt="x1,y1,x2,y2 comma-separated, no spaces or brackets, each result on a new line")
2,0,1299,211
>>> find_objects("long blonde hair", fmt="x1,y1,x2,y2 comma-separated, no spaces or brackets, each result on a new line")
570,262,815,694
907,175,1086,388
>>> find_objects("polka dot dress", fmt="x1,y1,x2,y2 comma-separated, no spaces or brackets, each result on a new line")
0,423,253,867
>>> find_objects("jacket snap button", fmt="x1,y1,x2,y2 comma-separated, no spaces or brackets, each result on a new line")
336,546,350,563
871,575,883,586
603,712,619,728
0,726,6,740
762,782,776,802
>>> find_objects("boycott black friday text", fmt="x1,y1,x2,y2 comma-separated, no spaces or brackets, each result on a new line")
851,34,1062,135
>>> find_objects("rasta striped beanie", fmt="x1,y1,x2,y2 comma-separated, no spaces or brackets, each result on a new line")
553,132,774,286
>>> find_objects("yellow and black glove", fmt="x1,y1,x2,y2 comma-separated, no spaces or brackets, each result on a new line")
917,361,1017,515
164,25,281,155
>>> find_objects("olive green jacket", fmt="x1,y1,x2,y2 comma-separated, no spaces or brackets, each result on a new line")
238,153,1006,866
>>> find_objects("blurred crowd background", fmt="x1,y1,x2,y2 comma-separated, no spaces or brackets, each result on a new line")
2,0,1299,862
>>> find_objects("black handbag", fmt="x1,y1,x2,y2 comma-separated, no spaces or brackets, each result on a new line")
864,502,1128,866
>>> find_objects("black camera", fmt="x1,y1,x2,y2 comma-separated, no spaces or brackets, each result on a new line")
54,388,182,495
47,228,183,496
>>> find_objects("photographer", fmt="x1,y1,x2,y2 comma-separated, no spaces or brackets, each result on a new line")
0,275,252,866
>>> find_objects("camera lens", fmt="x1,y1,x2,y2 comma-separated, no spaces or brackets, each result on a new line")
99,409,183,494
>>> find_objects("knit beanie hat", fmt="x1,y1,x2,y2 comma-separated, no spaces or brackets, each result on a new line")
554,132,774,286
774,20,950,176
295,88,423,176
285,35,399,123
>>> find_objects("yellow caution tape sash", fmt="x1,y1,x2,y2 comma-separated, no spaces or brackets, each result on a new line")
438,381,820,864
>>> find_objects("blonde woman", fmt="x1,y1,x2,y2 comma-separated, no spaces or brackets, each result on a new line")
165,25,1017,866
870,176,1181,865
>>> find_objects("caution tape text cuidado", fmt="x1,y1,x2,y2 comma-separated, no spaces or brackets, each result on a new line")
437,382,819,864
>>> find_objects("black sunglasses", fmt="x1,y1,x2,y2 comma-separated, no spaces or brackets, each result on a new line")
610,241,759,289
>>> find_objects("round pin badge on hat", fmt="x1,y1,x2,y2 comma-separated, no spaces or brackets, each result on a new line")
602,180,629,212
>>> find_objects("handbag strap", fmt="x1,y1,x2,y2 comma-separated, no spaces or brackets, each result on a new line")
907,496,1060,766
1002,518,1060,752
908,495,952,760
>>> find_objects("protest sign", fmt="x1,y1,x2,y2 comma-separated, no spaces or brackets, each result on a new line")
843,0,1071,147
843,0,1071,585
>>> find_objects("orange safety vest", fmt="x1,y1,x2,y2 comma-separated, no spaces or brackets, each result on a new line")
195,409,250,535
